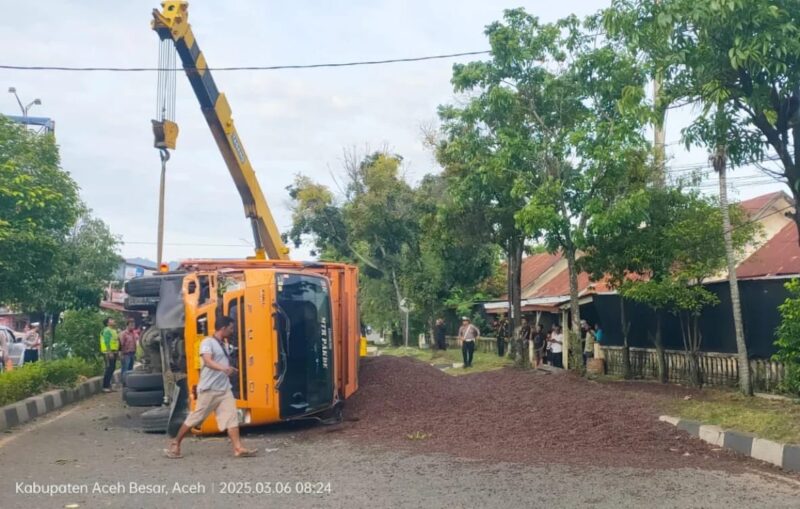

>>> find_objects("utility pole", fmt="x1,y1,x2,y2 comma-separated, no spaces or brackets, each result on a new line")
653,0,666,188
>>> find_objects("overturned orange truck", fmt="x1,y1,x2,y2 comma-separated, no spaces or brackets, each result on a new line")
125,260,360,435
121,1,360,435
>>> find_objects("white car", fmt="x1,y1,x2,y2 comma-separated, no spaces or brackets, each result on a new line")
0,326,26,367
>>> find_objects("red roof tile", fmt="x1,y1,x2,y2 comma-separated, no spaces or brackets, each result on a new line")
737,223,800,278
529,267,613,298
740,191,785,215
520,252,562,290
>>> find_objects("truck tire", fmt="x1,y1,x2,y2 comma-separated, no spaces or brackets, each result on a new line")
123,388,164,407
124,372,163,391
125,277,163,297
141,406,170,433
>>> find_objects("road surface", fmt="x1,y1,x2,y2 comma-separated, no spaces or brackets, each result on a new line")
0,393,798,508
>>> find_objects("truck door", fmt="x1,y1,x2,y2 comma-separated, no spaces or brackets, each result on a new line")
223,289,245,401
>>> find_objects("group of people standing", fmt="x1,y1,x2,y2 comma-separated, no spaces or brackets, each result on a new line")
502,317,565,368
99,318,140,392
431,314,603,370
494,315,603,369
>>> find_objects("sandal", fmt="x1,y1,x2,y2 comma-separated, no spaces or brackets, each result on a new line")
163,446,183,459
234,448,258,458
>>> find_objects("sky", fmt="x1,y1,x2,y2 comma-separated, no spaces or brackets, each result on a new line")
0,0,788,263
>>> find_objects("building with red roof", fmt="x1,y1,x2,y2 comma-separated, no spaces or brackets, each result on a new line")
482,191,798,358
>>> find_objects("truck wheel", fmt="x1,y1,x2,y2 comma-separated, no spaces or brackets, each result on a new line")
124,373,163,391
123,389,164,407
141,406,170,433
125,277,163,297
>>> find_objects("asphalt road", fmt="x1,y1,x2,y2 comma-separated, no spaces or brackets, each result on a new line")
0,393,799,509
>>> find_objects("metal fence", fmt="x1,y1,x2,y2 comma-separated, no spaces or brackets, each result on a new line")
601,346,786,391
445,336,498,354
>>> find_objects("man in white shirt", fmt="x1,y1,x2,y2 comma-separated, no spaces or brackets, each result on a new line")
548,325,564,368
23,323,41,363
458,316,480,368
165,316,257,459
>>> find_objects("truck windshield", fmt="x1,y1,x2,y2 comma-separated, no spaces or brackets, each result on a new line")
275,273,334,417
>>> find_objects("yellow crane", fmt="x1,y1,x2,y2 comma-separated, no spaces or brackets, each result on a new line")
151,0,288,261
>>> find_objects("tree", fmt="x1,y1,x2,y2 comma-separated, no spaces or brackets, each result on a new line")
287,152,497,344
775,279,800,396
0,116,81,307
27,212,122,348
55,308,123,360
603,0,794,393
585,187,757,385
441,10,650,369
436,47,536,363
605,0,800,238
683,106,762,393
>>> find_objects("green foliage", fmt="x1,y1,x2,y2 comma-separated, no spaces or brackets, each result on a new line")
775,279,800,395
28,213,122,316
0,357,102,406
604,0,800,220
0,116,81,307
286,152,498,335
587,187,757,314
56,308,123,360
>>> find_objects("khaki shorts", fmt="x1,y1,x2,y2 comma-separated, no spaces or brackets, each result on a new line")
183,389,238,431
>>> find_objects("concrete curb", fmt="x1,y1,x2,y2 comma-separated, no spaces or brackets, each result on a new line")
0,376,105,432
659,415,800,473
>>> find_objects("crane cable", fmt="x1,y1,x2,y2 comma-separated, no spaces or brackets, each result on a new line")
155,38,177,266
156,38,177,122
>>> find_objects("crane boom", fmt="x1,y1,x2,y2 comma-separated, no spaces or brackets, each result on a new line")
151,1,289,260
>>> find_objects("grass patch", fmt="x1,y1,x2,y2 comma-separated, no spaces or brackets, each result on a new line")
378,346,513,375
671,390,800,444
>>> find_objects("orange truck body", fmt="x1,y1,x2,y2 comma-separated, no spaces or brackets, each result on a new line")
176,259,360,434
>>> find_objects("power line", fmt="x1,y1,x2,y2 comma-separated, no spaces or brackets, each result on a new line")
0,51,491,73
123,241,251,247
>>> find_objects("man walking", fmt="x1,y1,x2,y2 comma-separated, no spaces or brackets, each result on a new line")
100,318,119,392
434,318,447,351
165,317,257,458
458,316,480,368
119,319,138,380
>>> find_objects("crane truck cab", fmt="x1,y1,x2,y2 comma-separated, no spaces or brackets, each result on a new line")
124,260,360,435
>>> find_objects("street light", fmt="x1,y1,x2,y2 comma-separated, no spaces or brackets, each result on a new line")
8,87,42,121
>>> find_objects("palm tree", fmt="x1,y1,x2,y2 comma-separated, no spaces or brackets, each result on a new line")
712,144,752,396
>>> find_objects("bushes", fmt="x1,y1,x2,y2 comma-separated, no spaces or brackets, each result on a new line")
775,279,800,395
56,308,123,360
0,358,102,406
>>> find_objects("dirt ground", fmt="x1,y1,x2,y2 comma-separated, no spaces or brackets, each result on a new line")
312,356,792,472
